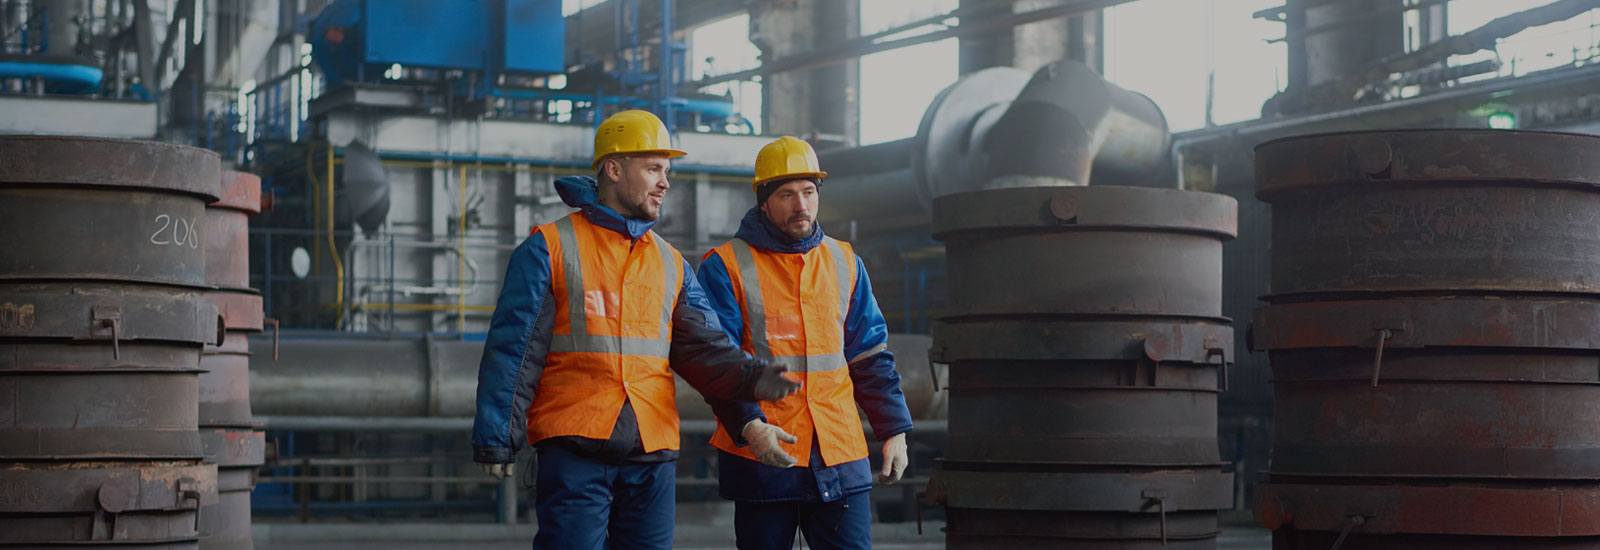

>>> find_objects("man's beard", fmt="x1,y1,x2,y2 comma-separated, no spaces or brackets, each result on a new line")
783,215,812,240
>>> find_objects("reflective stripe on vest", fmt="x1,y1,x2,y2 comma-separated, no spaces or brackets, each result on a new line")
528,213,684,453
552,216,675,357
729,237,850,372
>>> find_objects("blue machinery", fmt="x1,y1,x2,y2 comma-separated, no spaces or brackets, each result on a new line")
302,0,741,129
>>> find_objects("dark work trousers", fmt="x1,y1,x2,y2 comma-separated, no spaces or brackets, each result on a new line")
532,444,675,550
733,491,872,550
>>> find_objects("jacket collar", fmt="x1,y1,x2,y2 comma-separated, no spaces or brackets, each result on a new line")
733,205,824,254
555,176,655,240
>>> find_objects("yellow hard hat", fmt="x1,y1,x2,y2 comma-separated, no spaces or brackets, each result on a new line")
752,136,827,191
592,110,687,170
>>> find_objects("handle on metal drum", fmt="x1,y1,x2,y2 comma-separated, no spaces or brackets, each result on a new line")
1371,329,1392,387
92,306,123,360
266,318,280,360
1142,489,1170,545
1329,515,1366,550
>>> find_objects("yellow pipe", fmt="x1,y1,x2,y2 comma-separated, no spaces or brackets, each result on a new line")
328,144,345,328
457,164,469,334
372,303,495,312
307,145,321,277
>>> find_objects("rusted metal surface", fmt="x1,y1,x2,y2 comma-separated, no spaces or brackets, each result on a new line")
0,187,212,286
1255,129,1600,198
1253,130,1600,547
931,185,1237,548
200,489,255,550
198,353,253,427
1255,130,1600,298
198,171,262,550
0,136,221,198
0,461,217,547
0,283,219,344
934,186,1236,319
213,171,262,215
0,136,220,548
0,371,202,458
1253,297,1600,351
0,138,219,287
202,210,251,290
206,292,264,335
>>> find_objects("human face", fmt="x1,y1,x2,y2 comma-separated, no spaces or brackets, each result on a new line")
600,154,672,221
760,179,819,241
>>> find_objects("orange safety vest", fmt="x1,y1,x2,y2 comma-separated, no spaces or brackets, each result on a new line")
706,237,870,467
525,212,686,453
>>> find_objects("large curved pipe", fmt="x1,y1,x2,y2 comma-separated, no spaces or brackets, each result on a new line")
248,334,945,421
819,59,1172,231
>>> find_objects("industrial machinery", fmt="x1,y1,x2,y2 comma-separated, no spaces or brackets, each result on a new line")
0,136,223,547
302,0,743,128
888,60,1238,548
1253,129,1600,549
199,170,268,550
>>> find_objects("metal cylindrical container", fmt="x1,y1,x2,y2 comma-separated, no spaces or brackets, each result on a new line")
929,185,1238,549
0,137,219,286
1252,130,1600,547
0,136,220,548
1256,130,1600,299
204,171,261,291
197,170,264,550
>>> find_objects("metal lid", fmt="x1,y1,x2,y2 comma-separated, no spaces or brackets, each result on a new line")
932,184,1238,239
212,170,262,214
1255,129,1600,200
0,136,221,201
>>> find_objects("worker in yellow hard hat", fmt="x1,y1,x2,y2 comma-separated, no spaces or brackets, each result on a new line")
474,110,801,549
697,136,914,549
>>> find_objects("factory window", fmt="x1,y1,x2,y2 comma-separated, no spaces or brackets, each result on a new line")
690,13,763,134
1444,1,1600,81
859,0,960,145
1103,0,1286,131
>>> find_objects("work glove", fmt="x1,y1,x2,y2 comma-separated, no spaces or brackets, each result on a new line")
741,419,800,468
752,362,802,401
877,433,908,484
480,463,513,480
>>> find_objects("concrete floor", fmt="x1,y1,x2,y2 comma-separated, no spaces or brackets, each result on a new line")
256,523,1273,550
255,501,1273,549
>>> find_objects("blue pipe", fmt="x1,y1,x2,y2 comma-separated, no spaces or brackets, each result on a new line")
341,148,756,177
0,61,103,94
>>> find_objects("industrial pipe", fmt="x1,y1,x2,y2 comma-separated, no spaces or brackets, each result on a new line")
248,333,945,420
819,59,1172,233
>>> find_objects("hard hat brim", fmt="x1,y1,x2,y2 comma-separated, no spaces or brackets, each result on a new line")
591,148,690,170
752,171,828,190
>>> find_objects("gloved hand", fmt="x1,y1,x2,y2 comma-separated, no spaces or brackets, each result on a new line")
752,362,802,401
480,462,513,480
741,419,799,468
877,433,908,484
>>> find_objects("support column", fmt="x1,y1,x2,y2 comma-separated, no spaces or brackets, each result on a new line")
959,0,1103,75
751,0,860,144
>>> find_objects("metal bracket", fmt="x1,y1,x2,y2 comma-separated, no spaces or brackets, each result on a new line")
1142,489,1170,545
91,306,123,360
